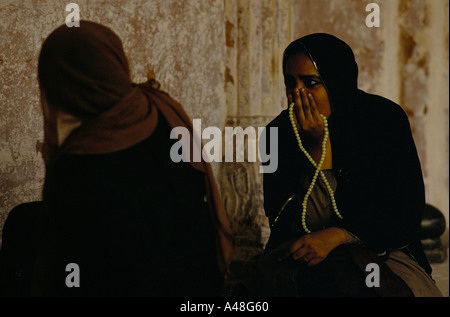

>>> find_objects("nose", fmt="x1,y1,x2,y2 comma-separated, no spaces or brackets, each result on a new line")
292,80,308,94
287,80,304,94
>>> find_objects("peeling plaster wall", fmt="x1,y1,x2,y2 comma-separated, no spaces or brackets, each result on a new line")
0,0,448,295
290,0,449,244
221,0,448,294
0,0,228,244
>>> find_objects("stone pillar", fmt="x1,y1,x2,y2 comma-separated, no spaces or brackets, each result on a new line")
219,0,291,296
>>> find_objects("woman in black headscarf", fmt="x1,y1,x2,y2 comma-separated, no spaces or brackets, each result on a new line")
258,33,442,297
33,21,233,297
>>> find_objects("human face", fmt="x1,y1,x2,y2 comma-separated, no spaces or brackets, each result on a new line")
284,53,331,118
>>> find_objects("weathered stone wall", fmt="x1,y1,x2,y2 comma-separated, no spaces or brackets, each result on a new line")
1,0,448,296
289,0,449,244
220,0,449,294
0,0,228,234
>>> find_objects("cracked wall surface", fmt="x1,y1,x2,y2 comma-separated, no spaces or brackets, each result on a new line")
0,0,228,237
1,0,448,295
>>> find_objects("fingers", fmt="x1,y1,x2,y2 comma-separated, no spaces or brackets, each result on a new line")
285,247,324,267
278,238,309,263
288,237,306,260
278,235,327,267
294,88,311,124
300,88,313,121
289,90,305,126
278,237,302,261
289,89,323,130
291,248,309,262
307,91,323,123
306,257,323,267
279,246,312,265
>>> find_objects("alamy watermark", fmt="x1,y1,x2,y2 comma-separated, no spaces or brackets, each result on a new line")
65,263,80,288
365,3,381,28
64,261,381,289
170,119,278,174
65,2,380,29
65,3,80,27
365,263,380,288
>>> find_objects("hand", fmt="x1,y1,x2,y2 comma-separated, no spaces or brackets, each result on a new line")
279,227,346,266
289,88,326,146
289,88,332,169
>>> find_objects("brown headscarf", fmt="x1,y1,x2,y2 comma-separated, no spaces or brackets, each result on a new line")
38,21,234,275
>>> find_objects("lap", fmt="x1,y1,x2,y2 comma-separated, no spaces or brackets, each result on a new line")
257,241,413,297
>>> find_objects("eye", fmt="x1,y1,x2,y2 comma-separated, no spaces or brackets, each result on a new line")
304,78,321,88
284,76,295,89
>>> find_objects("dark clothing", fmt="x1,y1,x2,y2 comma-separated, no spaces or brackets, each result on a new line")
34,21,233,296
0,202,40,297
263,92,430,275
260,33,432,297
34,114,223,296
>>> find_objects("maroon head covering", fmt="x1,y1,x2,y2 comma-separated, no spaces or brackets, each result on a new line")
38,21,234,274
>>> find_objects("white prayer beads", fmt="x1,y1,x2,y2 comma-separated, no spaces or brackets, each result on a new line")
288,102,343,233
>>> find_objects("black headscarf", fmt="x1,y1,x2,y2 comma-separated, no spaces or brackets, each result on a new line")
282,33,358,112
263,33,430,274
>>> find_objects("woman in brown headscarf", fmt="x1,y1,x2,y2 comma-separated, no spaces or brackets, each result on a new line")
33,21,233,296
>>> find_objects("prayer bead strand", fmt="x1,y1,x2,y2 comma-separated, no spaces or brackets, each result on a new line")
288,102,343,233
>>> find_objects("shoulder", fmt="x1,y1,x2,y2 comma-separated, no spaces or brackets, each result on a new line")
45,153,124,196
265,109,289,129
353,91,413,139
2,202,42,237
49,154,102,182
357,91,409,123
262,110,293,143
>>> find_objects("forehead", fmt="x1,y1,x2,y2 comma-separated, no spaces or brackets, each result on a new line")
285,53,319,76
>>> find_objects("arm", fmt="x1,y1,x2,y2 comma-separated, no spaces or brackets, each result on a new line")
338,101,425,252
280,227,347,266
281,88,341,265
278,96,424,264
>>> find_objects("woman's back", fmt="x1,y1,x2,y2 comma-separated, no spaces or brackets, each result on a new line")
35,115,222,296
